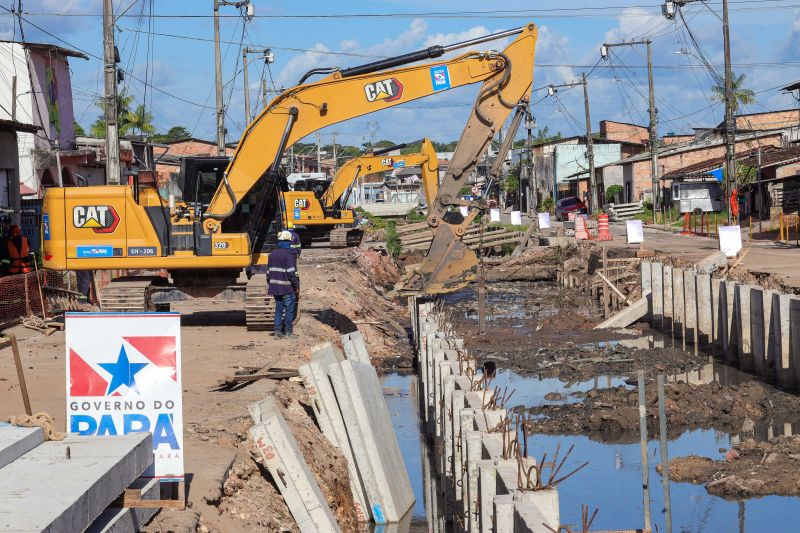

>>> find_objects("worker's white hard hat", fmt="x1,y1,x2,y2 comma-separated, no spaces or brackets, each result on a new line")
278,230,293,241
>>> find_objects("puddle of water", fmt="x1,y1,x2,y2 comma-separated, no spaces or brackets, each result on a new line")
530,429,800,532
381,373,428,531
484,368,631,408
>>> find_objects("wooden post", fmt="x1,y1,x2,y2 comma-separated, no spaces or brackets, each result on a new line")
10,334,32,416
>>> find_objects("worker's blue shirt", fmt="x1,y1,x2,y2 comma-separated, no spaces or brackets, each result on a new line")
267,243,299,296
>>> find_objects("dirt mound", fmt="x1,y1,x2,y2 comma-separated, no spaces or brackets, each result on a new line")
526,379,800,439
214,381,358,532
666,435,800,499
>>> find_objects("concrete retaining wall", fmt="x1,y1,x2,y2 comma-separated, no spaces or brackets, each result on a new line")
411,299,561,533
638,262,800,388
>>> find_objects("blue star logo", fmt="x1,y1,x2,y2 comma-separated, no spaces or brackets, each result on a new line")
99,345,148,396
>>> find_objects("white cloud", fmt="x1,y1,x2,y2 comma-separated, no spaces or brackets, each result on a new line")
784,9,800,59
603,7,665,44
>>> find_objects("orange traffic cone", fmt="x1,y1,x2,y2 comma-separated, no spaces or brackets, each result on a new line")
596,213,612,241
575,215,591,240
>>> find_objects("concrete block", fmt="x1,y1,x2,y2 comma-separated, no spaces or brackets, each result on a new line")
493,494,515,533
452,390,465,503
774,294,795,389
442,374,455,481
0,423,43,470
341,331,371,364
791,298,800,389
329,359,414,523
722,279,739,363
672,268,685,339
249,399,341,533
641,261,652,295
683,270,698,347
696,274,714,349
466,431,482,532
737,285,755,372
711,277,722,351
652,262,664,327
87,477,160,533
478,459,497,533
513,490,559,533
594,295,649,329
763,290,780,381
663,265,674,333
297,344,370,523
695,250,728,274
751,288,767,378
0,433,152,533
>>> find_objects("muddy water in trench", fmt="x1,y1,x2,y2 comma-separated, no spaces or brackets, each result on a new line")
432,281,800,532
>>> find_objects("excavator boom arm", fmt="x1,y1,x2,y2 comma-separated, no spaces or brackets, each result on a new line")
319,138,438,209
204,23,538,234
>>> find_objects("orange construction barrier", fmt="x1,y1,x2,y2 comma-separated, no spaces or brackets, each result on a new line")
575,215,591,240
680,212,692,236
596,213,612,241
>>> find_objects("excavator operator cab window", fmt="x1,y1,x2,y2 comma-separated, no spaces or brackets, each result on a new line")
195,170,220,208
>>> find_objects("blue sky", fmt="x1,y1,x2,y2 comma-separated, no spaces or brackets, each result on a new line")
2,0,799,148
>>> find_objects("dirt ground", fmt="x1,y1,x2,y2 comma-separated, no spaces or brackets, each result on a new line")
0,247,410,533
525,379,800,441
664,435,800,499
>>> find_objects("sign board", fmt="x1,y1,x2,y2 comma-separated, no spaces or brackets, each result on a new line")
510,211,522,226
626,220,644,244
537,212,551,229
718,225,743,258
459,206,469,217
489,208,501,222
66,313,184,480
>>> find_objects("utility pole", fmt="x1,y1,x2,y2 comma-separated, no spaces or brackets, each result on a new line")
103,0,120,184
331,133,338,173
722,0,736,225
600,39,659,209
316,132,322,173
525,107,535,213
663,0,735,223
214,0,253,155
582,73,597,214
242,47,250,125
242,46,273,124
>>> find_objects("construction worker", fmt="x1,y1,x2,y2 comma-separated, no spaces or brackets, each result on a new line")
5,225,33,276
286,220,302,259
0,215,10,275
267,230,299,337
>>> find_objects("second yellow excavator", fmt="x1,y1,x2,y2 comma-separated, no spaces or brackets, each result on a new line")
282,138,439,247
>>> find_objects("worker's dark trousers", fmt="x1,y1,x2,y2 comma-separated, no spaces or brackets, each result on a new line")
274,292,296,334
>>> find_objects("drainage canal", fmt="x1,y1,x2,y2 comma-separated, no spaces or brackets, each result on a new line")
385,281,800,532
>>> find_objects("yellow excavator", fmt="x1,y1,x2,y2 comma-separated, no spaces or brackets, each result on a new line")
283,138,439,247
42,23,537,329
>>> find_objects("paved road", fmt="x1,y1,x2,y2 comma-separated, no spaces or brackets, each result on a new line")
602,223,800,288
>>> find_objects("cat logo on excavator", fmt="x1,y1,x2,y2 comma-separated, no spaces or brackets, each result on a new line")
364,78,403,103
72,205,120,233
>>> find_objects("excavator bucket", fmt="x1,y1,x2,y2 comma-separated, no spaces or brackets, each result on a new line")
394,224,478,295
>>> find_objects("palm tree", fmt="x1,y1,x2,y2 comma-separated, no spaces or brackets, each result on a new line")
89,89,155,137
711,72,756,113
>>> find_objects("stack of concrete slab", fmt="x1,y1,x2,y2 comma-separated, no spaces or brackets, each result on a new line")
0,423,155,532
248,398,341,533
297,337,415,526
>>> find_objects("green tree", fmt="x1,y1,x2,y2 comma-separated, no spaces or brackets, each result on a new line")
89,89,155,137
151,125,191,143
73,120,86,137
711,72,756,113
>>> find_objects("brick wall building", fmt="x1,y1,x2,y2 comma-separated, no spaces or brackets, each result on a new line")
601,131,784,203
599,120,649,145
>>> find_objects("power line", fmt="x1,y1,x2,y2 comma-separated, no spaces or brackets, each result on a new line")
9,1,799,19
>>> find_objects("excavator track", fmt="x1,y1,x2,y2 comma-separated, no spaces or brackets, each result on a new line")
329,227,363,248
245,277,276,331
100,279,156,313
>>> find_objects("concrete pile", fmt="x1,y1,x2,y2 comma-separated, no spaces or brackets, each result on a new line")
409,298,562,533
0,423,158,532
250,331,414,532
639,261,800,390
